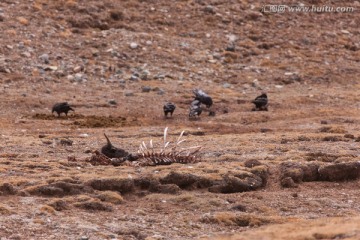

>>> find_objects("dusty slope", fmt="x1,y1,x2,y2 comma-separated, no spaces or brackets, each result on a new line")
1,0,360,239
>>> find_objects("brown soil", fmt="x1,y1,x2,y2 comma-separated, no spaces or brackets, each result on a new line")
1,0,360,239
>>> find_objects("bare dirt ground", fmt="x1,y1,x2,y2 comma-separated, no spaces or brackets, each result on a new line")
1,0,360,239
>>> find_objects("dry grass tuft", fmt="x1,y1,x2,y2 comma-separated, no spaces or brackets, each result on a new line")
96,191,124,205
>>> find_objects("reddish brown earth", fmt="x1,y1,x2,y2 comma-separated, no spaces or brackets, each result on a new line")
1,0,360,239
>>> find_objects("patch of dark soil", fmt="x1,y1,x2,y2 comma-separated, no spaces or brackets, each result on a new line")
306,152,339,162
0,183,17,195
48,199,69,211
73,115,136,128
87,178,135,194
74,200,113,211
318,162,360,181
160,172,213,190
25,181,91,197
209,173,263,194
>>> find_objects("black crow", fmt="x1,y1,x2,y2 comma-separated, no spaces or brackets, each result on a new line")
101,133,129,159
52,102,74,116
189,100,202,118
163,102,176,117
193,89,213,108
251,93,268,111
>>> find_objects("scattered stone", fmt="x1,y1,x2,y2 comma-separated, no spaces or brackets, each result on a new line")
39,54,49,64
130,42,138,49
223,83,231,88
244,159,262,168
231,204,247,212
21,52,31,58
124,91,134,97
203,5,216,14
60,138,73,146
320,120,328,124
108,99,117,105
142,86,151,92
17,17,29,25
110,10,124,21
73,66,83,73
74,73,83,82
129,75,139,81
225,44,235,52
157,89,165,95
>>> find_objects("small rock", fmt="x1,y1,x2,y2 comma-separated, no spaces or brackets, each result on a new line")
39,54,49,64
231,204,247,212
320,120,328,124
203,5,215,14
108,99,117,105
157,89,165,95
125,91,134,97
146,40,152,45
142,86,151,92
130,42,138,49
73,66,83,73
79,236,89,240
60,139,73,146
225,44,235,52
244,159,262,168
223,83,231,88
74,73,83,81
21,52,31,58
129,75,138,81
0,14,4,22
67,75,74,81
252,79,261,89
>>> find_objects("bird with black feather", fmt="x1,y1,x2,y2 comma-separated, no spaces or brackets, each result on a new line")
163,102,176,118
52,102,74,117
251,93,268,111
189,100,202,119
193,89,213,108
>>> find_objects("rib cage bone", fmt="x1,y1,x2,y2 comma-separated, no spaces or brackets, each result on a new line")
136,127,202,166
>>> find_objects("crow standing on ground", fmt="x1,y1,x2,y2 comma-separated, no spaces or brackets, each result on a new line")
163,102,176,118
101,133,129,159
251,93,268,111
52,102,74,116
189,100,202,118
193,89,213,108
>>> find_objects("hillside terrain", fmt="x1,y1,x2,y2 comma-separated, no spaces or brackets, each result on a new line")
0,0,360,239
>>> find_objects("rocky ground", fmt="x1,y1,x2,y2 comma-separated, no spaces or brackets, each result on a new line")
1,0,360,239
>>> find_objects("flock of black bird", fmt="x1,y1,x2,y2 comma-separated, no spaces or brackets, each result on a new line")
162,89,268,119
51,90,268,118
50,90,268,159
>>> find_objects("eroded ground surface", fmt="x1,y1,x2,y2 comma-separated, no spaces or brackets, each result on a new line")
1,0,360,239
